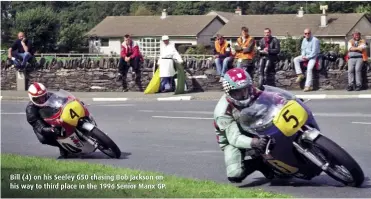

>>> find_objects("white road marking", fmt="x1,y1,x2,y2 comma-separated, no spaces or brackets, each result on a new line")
313,113,371,117
351,122,371,125
139,110,212,114
93,104,135,107
92,98,128,101
152,116,213,120
157,96,192,101
1,112,26,115
296,94,327,99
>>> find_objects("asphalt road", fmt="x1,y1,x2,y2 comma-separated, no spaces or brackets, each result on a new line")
1,99,371,197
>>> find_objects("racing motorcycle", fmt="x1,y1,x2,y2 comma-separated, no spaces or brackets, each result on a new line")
239,85,364,187
38,89,121,158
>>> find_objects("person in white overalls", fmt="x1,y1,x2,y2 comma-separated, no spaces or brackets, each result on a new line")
157,35,183,92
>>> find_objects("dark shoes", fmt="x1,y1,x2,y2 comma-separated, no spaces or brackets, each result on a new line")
347,84,362,91
227,158,275,183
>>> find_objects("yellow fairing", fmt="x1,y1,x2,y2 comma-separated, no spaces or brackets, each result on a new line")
273,100,308,137
61,100,86,127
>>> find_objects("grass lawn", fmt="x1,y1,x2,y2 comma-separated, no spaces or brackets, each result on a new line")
1,153,291,198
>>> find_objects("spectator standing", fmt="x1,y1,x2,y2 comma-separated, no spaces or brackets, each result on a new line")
8,32,34,70
257,28,280,88
213,34,233,82
234,27,256,79
346,31,368,91
157,35,183,92
117,34,143,92
293,28,320,92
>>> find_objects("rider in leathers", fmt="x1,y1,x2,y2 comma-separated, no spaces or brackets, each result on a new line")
214,68,275,183
26,82,68,157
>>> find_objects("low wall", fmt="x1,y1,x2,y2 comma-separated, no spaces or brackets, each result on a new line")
1,57,370,92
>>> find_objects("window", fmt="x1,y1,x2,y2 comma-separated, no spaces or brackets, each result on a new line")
137,37,160,57
100,38,109,47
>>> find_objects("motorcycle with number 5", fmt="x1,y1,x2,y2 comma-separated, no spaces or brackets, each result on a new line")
38,89,121,158
239,85,364,187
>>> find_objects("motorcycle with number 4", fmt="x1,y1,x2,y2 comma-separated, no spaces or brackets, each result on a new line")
38,89,121,159
239,85,364,187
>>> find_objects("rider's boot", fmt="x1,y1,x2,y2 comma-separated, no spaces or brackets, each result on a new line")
58,147,69,158
244,157,275,180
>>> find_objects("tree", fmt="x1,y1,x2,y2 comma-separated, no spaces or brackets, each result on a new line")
14,6,59,52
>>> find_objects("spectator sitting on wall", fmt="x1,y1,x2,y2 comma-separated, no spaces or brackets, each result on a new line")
7,32,34,70
346,31,368,91
233,27,256,79
257,28,280,88
213,34,233,82
293,28,320,92
117,34,143,92
157,35,183,92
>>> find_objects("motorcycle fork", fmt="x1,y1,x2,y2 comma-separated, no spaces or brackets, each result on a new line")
75,127,98,149
292,125,330,171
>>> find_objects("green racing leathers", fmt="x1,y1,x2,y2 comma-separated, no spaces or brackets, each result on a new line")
213,93,274,183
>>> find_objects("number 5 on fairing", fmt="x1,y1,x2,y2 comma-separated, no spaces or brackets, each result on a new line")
273,100,308,137
282,109,299,128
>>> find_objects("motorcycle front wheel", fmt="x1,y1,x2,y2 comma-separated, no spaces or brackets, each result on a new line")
309,135,364,187
90,127,121,159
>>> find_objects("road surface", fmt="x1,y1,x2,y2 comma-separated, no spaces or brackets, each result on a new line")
1,99,370,197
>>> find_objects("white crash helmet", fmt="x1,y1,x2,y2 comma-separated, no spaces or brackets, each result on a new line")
28,82,49,106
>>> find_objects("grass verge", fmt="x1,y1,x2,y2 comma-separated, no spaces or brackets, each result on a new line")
1,153,291,198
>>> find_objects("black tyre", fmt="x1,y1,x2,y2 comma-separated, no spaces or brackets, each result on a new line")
310,135,364,187
90,127,121,159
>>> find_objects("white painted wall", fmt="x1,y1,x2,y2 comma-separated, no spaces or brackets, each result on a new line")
197,18,224,45
99,38,121,56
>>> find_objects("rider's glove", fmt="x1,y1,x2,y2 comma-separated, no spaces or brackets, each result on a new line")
43,127,63,137
251,135,270,154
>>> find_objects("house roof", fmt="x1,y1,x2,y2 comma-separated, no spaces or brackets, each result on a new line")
206,10,237,23
216,13,367,38
86,15,224,38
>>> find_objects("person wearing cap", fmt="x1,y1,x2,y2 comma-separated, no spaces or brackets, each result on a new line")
157,35,183,92
213,34,233,82
346,31,368,91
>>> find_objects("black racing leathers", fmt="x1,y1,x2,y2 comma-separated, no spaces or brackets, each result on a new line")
25,101,59,147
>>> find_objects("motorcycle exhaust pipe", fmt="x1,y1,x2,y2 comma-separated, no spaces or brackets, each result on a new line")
292,142,329,171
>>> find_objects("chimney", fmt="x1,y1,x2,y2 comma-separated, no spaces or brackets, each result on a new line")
297,7,304,17
320,5,328,27
235,6,242,15
161,9,167,19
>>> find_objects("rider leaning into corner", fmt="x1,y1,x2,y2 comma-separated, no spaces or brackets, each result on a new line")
25,82,69,158
213,67,276,183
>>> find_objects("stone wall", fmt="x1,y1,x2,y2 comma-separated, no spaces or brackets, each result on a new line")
1,57,370,92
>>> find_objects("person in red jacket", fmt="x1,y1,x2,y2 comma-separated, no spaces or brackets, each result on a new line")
117,34,143,92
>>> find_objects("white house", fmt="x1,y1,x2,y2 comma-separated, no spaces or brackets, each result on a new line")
86,9,225,57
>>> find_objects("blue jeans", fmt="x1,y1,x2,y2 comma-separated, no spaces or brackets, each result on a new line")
215,57,232,77
12,52,32,69
160,77,174,92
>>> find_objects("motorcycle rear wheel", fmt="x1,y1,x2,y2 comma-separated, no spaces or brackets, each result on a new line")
310,135,364,187
90,127,121,159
